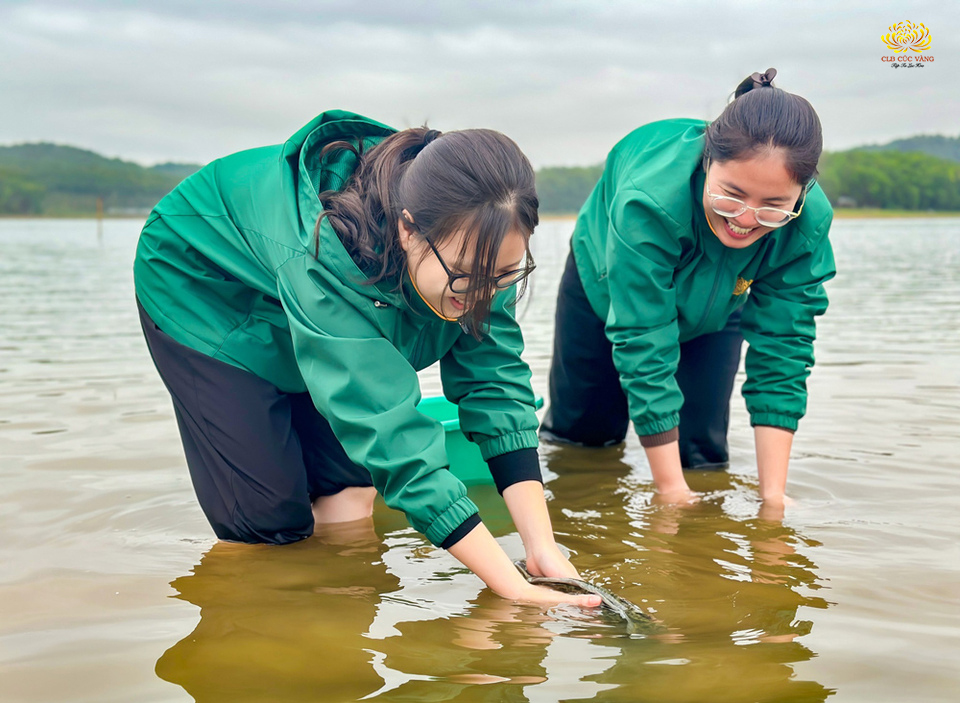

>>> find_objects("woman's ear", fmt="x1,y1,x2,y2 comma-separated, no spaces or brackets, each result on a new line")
398,209,415,252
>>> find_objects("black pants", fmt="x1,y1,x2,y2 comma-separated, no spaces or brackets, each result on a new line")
138,299,373,545
541,252,743,469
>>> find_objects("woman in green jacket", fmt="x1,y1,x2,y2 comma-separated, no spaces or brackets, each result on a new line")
135,110,599,607
541,70,836,512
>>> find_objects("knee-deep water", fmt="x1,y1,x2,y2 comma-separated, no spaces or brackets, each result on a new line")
1,217,958,702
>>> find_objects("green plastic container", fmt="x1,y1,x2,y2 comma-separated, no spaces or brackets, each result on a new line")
416,395,544,485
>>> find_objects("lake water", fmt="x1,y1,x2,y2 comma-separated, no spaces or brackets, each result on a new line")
1,217,958,702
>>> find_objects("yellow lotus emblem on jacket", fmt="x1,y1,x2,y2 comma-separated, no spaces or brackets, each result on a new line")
733,277,753,296
882,21,932,53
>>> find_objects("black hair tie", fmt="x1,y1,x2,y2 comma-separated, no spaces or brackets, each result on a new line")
750,67,777,88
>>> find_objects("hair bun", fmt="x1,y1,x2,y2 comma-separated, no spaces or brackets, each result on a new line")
750,67,777,89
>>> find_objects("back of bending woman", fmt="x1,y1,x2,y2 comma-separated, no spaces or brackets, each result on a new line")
542,70,836,511
135,110,599,607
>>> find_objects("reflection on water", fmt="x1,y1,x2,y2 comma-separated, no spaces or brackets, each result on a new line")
2,218,960,702
156,447,831,702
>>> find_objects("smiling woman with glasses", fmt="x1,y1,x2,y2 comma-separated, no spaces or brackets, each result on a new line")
541,68,837,517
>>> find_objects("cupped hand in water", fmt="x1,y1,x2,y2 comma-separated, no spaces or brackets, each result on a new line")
759,494,795,522
523,542,581,580
514,582,602,608
653,487,701,506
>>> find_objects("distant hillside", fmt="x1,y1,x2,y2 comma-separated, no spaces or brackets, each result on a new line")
860,134,960,163
535,140,960,215
536,164,605,216
0,143,201,215
819,150,960,210
3,136,959,217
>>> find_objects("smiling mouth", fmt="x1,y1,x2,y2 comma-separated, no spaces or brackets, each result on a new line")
448,297,465,311
725,219,756,237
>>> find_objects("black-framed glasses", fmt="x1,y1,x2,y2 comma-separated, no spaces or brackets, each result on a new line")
423,237,535,293
405,215,536,293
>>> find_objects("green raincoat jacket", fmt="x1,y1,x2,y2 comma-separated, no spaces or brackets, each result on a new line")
571,118,836,438
133,110,540,547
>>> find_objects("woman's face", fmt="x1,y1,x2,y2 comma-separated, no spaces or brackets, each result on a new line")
702,149,804,249
398,212,528,320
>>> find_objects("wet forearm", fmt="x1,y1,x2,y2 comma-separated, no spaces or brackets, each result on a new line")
755,425,793,501
501,480,555,550
644,441,690,498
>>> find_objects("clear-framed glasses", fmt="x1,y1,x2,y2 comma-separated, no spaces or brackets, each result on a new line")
404,215,536,293
705,181,809,229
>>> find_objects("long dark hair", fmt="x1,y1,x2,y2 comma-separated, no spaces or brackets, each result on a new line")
704,68,822,185
317,126,538,338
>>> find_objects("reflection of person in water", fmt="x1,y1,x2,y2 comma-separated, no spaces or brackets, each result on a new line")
534,448,834,702
156,531,396,701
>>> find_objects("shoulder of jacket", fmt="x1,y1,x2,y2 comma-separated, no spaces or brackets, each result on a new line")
603,119,707,231
790,184,834,251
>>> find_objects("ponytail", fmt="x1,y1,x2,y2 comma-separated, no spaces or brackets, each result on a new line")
316,127,440,281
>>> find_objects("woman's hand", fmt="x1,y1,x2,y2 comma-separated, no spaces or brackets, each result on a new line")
653,486,700,505
758,494,795,522
513,582,602,608
446,522,601,608
523,542,581,580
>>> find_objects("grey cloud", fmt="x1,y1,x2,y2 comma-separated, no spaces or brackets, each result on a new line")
1,1,957,166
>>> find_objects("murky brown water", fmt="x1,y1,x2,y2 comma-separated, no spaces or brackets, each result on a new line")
1,217,958,702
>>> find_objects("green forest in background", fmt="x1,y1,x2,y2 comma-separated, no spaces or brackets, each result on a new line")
1,134,959,216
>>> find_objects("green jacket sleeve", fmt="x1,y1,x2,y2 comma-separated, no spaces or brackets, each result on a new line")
740,218,836,431
604,191,685,436
276,255,479,547
439,288,540,462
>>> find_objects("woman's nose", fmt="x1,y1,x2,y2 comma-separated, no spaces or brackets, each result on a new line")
732,208,759,228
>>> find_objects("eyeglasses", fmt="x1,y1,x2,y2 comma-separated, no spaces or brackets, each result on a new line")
405,216,536,294
705,181,809,229
422,237,535,293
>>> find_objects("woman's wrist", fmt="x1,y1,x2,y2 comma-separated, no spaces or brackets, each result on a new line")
755,425,793,500
645,441,690,494
501,480,557,550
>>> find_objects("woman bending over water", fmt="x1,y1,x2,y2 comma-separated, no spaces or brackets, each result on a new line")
542,69,836,512
135,110,600,607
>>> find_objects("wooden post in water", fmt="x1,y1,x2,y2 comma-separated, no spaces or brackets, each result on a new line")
96,196,104,241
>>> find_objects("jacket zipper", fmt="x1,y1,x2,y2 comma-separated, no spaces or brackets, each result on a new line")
691,252,726,338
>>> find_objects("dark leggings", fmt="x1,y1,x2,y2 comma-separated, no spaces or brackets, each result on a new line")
138,299,373,545
541,252,743,469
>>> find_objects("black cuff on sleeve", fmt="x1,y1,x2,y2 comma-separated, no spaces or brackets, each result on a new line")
486,447,542,495
440,512,482,549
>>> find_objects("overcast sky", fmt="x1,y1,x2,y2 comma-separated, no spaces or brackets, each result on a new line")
2,0,956,167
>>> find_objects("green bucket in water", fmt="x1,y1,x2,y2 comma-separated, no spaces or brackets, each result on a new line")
416,395,544,485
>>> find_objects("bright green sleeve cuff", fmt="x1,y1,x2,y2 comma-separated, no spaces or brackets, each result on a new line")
477,430,539,462
422,495,481,547
633,413,680,437
749,413,800,432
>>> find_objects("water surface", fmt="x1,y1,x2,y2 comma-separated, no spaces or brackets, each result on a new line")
1,217,958,702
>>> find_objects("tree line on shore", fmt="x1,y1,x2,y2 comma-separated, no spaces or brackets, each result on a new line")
1,135,959,216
